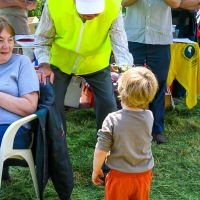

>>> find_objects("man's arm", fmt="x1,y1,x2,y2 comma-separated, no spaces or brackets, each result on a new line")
181,5,200,10
0,0,18,8
164,0,181,8
34,2,55,84
179,0,200,10
109,11,134,67
121,0,138,7
0,0,36,10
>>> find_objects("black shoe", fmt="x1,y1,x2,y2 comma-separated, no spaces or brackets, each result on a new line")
2,167,11,181
152,133,166,144
173,97,182,105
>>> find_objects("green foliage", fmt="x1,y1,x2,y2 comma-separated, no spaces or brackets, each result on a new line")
28,0,45,19
0,98,200,199
122,7,126,14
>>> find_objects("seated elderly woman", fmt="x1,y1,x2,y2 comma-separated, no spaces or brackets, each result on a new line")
0,17,39,180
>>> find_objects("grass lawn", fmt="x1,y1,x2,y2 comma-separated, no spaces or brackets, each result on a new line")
0,97,200,200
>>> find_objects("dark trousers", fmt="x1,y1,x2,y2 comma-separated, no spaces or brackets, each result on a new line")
172,79,186,97
0,125,31,149
128,42,171,134
50,65,117,132
0,125,32,168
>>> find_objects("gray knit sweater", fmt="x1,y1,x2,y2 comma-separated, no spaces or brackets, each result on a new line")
96,109,154,173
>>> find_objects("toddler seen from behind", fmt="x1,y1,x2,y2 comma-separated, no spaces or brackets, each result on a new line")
92,67,158,200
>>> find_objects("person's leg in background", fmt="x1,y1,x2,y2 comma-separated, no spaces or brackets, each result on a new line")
172,11,187,99
128,42,146,67
147,44,171,143
52,64,116,132
172,19,187,99
50,65,72,133
172,79,186,98
82,66,117,131
173,9,197,100
82,66,117,177
128,42,170,143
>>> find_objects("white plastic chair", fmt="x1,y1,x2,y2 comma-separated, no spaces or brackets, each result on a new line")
0,114,40,200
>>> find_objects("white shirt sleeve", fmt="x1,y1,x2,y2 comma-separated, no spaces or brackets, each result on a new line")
34,1,55,64
109,10,134,67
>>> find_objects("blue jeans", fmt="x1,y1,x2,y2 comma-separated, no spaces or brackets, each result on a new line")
0,125,32,149
51,65,117,132
128,42,171,134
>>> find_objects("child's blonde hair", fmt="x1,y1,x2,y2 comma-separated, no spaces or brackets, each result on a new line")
118,67,158,108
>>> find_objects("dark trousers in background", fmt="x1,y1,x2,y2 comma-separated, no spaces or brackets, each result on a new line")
50,65,117,133
173,9,197,97
172,79,186,98
128,42,171,134
51,65,116,173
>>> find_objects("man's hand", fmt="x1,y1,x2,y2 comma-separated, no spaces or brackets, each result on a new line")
17,0,37,10
26,0,37,10
92,169,104,185
38,63,54,84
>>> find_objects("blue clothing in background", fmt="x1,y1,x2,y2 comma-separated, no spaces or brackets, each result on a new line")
128,43,170,134
0,125,31,149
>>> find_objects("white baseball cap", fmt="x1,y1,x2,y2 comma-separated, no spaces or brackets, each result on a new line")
76,0,105,15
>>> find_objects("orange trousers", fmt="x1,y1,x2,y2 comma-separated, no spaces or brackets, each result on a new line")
105,169,152,200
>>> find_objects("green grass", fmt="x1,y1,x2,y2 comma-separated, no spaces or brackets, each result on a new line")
0,97,200,200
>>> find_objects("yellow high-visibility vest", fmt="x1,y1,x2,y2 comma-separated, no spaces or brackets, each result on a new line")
48,0,121,75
